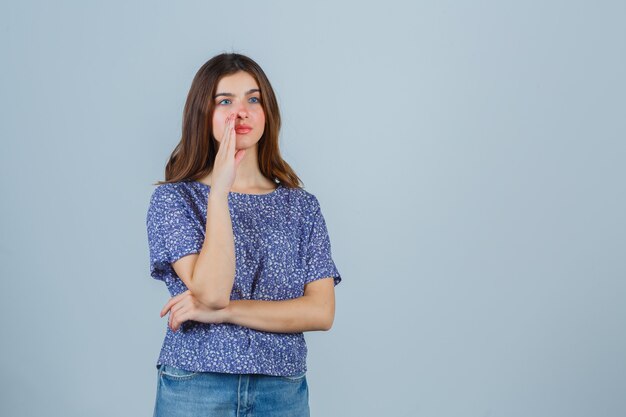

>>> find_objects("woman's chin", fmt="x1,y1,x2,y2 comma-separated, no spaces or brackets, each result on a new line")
236,138,261,149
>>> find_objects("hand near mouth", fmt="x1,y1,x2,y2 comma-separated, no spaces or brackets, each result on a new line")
210,113,247,195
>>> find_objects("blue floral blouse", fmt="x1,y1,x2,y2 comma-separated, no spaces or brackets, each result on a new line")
146,180,342,376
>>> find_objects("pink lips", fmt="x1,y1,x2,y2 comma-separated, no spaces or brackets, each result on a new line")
235,124,252,134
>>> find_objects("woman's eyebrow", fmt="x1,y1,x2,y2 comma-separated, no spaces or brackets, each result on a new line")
213,88,260,99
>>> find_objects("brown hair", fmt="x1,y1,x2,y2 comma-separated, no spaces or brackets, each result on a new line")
153,53,303,188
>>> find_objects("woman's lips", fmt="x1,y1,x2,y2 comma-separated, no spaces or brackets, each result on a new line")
235,125,252,134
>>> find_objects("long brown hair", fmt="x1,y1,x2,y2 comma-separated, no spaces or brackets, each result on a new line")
153,53,303,188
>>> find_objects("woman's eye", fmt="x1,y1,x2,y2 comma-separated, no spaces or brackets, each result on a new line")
249,97,261,103
218,99,231,105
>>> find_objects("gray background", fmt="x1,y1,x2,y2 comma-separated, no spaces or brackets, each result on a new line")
2,1,625,416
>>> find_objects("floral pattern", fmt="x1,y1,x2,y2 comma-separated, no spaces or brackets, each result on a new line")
146,180,341,376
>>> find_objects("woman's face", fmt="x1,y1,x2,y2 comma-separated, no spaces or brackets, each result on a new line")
211,71,265,149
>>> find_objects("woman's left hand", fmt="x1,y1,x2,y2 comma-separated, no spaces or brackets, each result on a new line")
160,289,229,332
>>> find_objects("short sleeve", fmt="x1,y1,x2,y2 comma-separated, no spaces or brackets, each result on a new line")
304,197,342,286
146,184,205,281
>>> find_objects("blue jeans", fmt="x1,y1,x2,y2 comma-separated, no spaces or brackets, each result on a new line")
152,363,310,417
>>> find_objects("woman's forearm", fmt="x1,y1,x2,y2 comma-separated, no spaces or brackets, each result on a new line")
222,296,333,333
190,191,235,309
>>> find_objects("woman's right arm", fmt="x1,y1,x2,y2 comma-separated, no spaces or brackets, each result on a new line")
169,189,235,308
171,113,245,309
194,191,235,309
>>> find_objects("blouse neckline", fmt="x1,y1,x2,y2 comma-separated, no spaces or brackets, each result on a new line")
189,180,283,197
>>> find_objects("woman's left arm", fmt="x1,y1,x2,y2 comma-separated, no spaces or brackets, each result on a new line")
162,277,336,333
224,277,336,333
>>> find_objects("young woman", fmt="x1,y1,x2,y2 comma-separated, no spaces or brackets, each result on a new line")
146,53,342,417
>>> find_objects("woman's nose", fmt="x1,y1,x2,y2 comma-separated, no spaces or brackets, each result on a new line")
234,102,249,118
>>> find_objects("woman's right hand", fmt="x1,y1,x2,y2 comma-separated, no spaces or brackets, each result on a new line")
210,113,247,196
